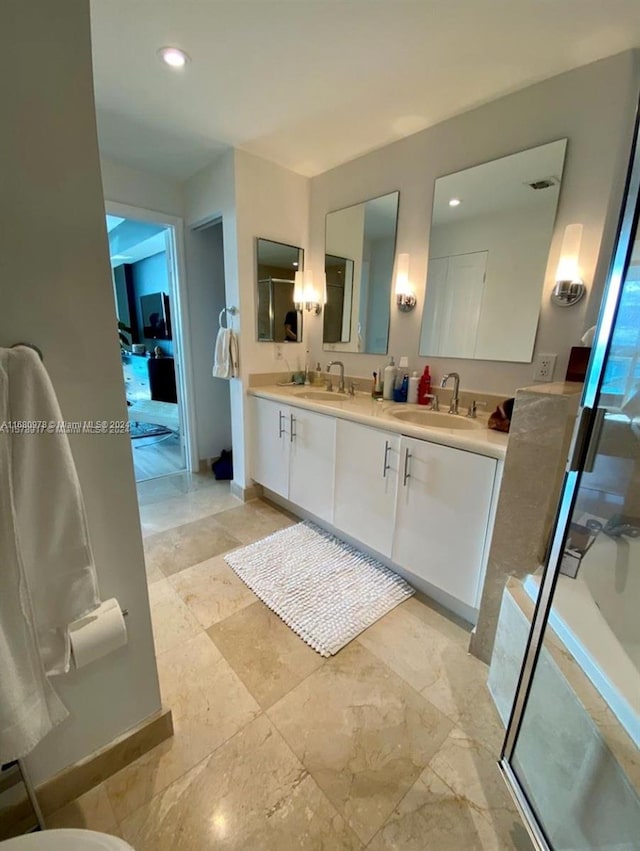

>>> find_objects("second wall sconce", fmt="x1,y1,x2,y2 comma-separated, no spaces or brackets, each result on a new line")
294,269,325,315
551,223,586,307
395,253,417,312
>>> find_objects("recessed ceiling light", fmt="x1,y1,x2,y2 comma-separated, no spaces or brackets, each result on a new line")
158,47,190,68
292,261,299,267
449,198,461,207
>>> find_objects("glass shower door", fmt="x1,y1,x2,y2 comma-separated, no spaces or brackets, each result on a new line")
500,114,640,849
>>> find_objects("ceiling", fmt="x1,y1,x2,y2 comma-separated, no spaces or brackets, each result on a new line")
106,217,169,267
90,1,640,181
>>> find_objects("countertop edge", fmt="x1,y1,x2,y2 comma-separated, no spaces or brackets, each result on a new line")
248,386,508,461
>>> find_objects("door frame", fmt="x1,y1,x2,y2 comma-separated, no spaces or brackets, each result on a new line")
105,200,198,474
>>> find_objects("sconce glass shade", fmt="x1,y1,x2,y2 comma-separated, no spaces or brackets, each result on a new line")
552,223,586,306
395,252,416,311
295,270,324,315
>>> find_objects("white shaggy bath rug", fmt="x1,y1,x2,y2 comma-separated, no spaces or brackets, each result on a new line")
224,521,414,656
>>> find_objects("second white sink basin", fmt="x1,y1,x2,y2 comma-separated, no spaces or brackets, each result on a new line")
389,408,483,430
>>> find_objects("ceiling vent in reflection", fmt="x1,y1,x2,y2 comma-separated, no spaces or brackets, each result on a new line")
525,176,560,190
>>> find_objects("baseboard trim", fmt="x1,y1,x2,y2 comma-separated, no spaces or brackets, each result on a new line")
40,707,172,817
1,707,173,837
230,481,260,502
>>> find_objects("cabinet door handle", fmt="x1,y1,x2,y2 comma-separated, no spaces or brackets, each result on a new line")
382,440,391,478
278,410,285,438
290,413,297,442
402,447,412,486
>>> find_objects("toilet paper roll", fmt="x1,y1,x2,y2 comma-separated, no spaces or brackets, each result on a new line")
68,598,127,669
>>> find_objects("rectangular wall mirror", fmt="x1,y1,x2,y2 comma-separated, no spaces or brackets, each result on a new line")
419,139,567,362
323,190,399,354
256,238,304,343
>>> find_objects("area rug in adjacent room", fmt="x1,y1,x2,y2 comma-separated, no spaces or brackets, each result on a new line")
224,521,414,656
129,421,172,439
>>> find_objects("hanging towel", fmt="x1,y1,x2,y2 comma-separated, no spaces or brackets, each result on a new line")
0,346,100,763
212,327,239,379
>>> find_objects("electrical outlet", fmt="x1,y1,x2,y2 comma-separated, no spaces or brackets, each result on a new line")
533,353,557,382
274,344,283,361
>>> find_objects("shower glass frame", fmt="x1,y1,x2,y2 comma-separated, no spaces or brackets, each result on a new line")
498,99,640,850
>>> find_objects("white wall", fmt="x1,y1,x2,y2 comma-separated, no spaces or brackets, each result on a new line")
307,51,640,396
185,149,309,489
183,222,232,459
0,0,160,784
101,158,184,218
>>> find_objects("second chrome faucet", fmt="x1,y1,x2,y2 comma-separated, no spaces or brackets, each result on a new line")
440,372,460,414
326,360,346,394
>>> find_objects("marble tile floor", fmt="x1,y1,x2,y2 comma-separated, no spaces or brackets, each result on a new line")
49,473,533,849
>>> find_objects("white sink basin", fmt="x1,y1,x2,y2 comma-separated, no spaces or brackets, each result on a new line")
389,408,483,430
294,390,349,402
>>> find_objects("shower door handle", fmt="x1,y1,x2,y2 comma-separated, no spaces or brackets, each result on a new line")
584,407,607,473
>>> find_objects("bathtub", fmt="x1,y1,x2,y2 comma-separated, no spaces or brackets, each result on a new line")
524,531,640,748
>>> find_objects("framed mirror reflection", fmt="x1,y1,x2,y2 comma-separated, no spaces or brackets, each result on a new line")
419,139,567,362
256,238,304,343
323,190,399,354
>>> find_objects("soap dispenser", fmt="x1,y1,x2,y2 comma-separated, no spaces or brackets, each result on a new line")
383,357,396,401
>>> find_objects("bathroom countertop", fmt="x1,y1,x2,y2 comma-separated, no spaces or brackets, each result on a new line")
248,384,508,460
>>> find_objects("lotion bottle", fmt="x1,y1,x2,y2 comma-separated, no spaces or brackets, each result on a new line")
383,357,396,400
408,371,419,404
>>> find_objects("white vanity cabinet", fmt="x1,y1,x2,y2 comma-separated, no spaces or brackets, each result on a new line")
252,397,290,498
251,392,502,617
252,397,336,521
392,435,497,608
288,406,336,522
334,420,400,558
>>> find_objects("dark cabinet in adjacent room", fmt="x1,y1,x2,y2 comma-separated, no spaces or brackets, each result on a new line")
148,357,177,403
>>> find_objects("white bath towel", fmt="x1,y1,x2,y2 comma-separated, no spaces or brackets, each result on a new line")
212,327,239,379
0,346,100,763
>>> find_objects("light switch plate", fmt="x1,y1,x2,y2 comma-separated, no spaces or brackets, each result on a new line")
533,353,557,382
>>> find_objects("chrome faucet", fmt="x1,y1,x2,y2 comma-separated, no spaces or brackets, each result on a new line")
441,372,460,414
326,361,346,394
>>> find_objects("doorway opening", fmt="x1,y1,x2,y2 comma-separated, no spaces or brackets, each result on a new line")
106,211,189,481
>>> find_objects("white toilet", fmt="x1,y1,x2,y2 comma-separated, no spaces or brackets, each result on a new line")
0,829,134,850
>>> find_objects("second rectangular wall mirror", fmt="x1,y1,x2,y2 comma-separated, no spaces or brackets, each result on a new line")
256,238,304,343
419,139,567,362
323,191,399,354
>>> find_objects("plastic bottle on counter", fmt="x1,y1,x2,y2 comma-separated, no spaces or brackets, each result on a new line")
393,373,409,403
408,371,419,404
374,369,383,398
417,365,432,405
383,357,396,401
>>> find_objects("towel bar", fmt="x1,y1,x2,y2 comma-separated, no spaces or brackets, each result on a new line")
9,342,44,361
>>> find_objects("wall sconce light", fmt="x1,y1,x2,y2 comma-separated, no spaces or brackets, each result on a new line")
395,253,416,312
294,270,324,315
551,224,586,307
